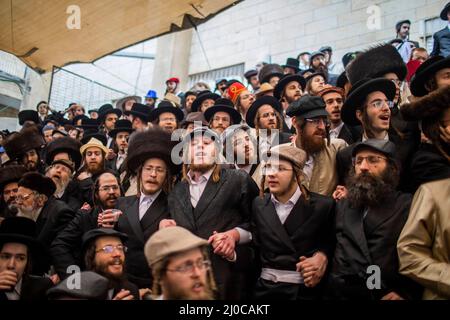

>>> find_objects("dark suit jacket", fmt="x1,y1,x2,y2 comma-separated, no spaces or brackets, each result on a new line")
58,181,82,212
50,207,100,278
252,192,335,300
337,124,361,145
37,197,75,248
168,168,259,299
0,275,53,301
328,192,422,300
431,27,450,57
116,192,169,288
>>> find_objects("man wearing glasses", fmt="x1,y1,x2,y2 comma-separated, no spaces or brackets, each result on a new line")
328,139,421,300
252,145,335,300
82,228,139,300
144,226,215,300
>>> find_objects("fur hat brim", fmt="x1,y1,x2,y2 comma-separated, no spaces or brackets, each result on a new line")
401,85,450,121
3,126,45,160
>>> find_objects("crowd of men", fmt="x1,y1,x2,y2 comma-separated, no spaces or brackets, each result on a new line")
0,2,449,300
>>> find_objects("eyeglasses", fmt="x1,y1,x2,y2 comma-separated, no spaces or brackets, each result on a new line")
352,155,387,166
262,164,294,175
15,192,35,202
305,118,330,126
95,244,127,254
368,99,394,109
143,166,166,175
166,260,211,274
99,185,120,192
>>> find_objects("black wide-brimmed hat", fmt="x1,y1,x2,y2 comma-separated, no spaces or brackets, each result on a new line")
0,217,50,274
282,58,300,73
149,101,184,122
125,127,180,175
203,99,242,125
108,119,133,138
0,165,27,191
410,56,450,97
97,104,122,124
191,91,220,113
76,118,99,131
440,2,450,20
245,96,282,128
81,228,128,252
341,78,396,126
45,136,82,169
81,131,107,146
274,74,306,99
18,172,56,198
18,110,40,126
129,103,151,122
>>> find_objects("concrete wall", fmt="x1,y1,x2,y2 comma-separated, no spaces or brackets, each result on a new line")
183,0,447,79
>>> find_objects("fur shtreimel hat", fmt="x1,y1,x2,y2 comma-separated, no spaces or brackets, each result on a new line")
346,44,407,85
3,126,45,161
401,85,450,122
125,128,180,175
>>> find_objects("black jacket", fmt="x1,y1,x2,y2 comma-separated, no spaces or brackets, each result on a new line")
115,193,170,288
431,27,450,57
0,275,53,301
252,192,335,300
328,192,422,300
58,180,82,212
36,197,75,248
168,168,259,299
50,207,100,278
337,124,361,145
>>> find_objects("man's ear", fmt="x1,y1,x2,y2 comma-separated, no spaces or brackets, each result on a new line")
355,110,363,124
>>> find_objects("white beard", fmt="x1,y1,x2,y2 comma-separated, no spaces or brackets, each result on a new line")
17,204,41,222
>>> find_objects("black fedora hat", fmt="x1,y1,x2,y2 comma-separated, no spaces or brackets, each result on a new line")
282,58,300,73
45,136,82,169
72,115,89,126
245,96,282,128
149,101,184,122
0,165,27,191
18,172,56,198
410,56,450,97
129,103,151,122
191,91,220,113
440,2,450,20
81,131,107,146
204,99,242,125
0,217,50,274
108,119,133,138
18,110,40,126
341,78,396,126
274,74,306,99
81,228,128,252
97,104,122,123
77,118,99,131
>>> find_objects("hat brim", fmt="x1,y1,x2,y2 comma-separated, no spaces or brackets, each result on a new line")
108,127,133,138
261,73,284,85
191,93,220,112
281,65,300,73
99,109,122,123
149,106,184,122
203,105,242,124
299,108,330,119
115,96,142,111
129,110,149,122
274,75,306,99
246,98,282,128
440,3,450,20
342,78,396,126
410,57,450,97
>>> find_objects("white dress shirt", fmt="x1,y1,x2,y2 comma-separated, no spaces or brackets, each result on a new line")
329,122,345,140
139,190,162,220
270,187,302,224
116,153,126,170
187,168,214,208
235,163,253,174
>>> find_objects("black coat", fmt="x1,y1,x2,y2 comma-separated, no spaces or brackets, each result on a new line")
328,192,422,300
431,27,450,57
36,197,75,248
58,181,82,212
252,192,335,300
168,168,259,299
337,124,361,145
0,275,53,301
50,207,100,278
115,193,170,289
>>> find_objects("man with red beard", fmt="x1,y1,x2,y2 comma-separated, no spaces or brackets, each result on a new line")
283,95,347,196
77,138,108,205
328,139,421,300
82,228,139,300
164,127,259,299
144,226,216,300
51,172,122,279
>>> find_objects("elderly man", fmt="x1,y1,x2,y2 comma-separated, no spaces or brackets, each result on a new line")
328,139,421,300
144,226,216,300
0,217,53,300
82,228,139,300
163,127,259,299
252,145,335,300
16,172,74,247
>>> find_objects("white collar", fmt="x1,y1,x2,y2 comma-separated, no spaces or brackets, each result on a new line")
362,132,389,141
271,186,302,206
330,121,345,134
187,168,214,184
139,189,162,205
